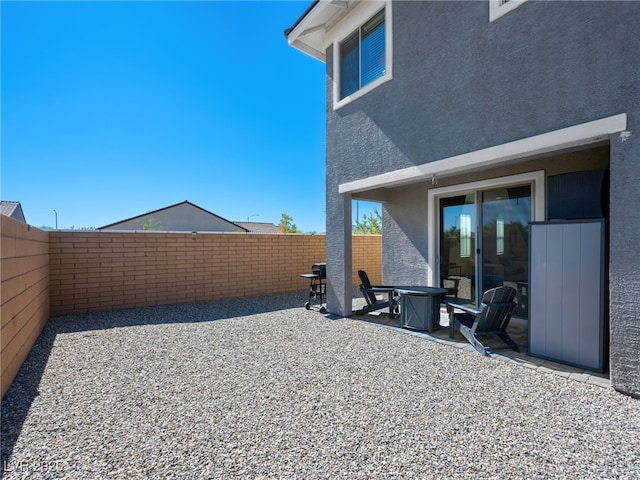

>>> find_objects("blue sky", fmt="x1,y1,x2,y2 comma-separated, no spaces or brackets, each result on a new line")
1,0,379,232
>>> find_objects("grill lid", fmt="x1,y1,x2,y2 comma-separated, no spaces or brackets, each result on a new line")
312,263,326,278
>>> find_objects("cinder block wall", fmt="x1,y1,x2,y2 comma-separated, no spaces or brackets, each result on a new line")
1,216,49,399
50,232,382,316
352,234,382,285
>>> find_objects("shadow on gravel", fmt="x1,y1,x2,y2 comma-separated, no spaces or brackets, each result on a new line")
0,290,316,475
1,325,57,478
56,290,313,334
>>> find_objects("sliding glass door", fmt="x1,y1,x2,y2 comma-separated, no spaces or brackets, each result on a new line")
481,186,531,318
440,185,531,318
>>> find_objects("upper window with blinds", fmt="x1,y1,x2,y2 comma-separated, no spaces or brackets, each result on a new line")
331,2,392,109
339,9,386,99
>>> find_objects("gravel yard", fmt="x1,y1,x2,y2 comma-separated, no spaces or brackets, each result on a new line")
2,292,639,479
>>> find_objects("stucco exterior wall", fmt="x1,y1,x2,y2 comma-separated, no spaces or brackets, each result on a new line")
323,1,639,394
381,185,429,284
609,136,640,397
328,1,638,177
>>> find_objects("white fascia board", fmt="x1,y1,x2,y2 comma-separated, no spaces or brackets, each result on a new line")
287,0,352,62
339,114,627,194
288,38,326,62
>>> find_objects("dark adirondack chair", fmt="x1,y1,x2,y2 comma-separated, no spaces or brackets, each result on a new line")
447,286,519,356
354,270,398,318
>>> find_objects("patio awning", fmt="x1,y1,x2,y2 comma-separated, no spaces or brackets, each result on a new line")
338,114,627,195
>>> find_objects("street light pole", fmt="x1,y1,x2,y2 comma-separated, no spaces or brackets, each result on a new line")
53,210,58,229
247,214,259,222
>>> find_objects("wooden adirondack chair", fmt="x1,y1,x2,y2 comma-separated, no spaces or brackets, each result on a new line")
447,286,519,356
354,270,398,318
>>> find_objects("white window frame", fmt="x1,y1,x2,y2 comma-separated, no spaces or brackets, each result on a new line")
331,0,393,110
489,0,529,22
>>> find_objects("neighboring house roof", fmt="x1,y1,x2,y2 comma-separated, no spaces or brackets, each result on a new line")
234,222,281,234
0,201,26,223
98,201,249,232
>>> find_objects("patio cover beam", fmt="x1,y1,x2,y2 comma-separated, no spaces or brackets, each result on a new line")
338,114,627,194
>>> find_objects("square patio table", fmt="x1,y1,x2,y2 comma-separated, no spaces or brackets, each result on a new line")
395,286,449,332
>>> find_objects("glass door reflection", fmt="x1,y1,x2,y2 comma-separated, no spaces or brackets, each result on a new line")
481,186,531,319
440,194,476,304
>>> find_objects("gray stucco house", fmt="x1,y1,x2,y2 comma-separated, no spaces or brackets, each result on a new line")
1,201,27,223
98,200,248,233
286,0,639,397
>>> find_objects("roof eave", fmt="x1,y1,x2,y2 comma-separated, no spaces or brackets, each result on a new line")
284,0,320,38
287,38,326,62
285,0,354,62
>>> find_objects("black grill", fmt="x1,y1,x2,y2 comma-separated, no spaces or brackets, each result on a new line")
300,262,327,313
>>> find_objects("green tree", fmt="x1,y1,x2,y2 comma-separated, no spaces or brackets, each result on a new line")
68,226,95,231
354,209,382,234
138,217,163,231
444,225,460,239
278,213,300,233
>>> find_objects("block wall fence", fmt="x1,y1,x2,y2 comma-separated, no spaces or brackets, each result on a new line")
1,225,382,398
49,231,381,316
1,216,50,399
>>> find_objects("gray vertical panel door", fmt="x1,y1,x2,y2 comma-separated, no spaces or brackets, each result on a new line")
529,221,604,371
545,224,565,357
578,222,603,367
529,226,547,356
561,225,582,362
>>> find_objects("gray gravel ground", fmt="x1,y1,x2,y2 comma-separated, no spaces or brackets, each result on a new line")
2,292,639,479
